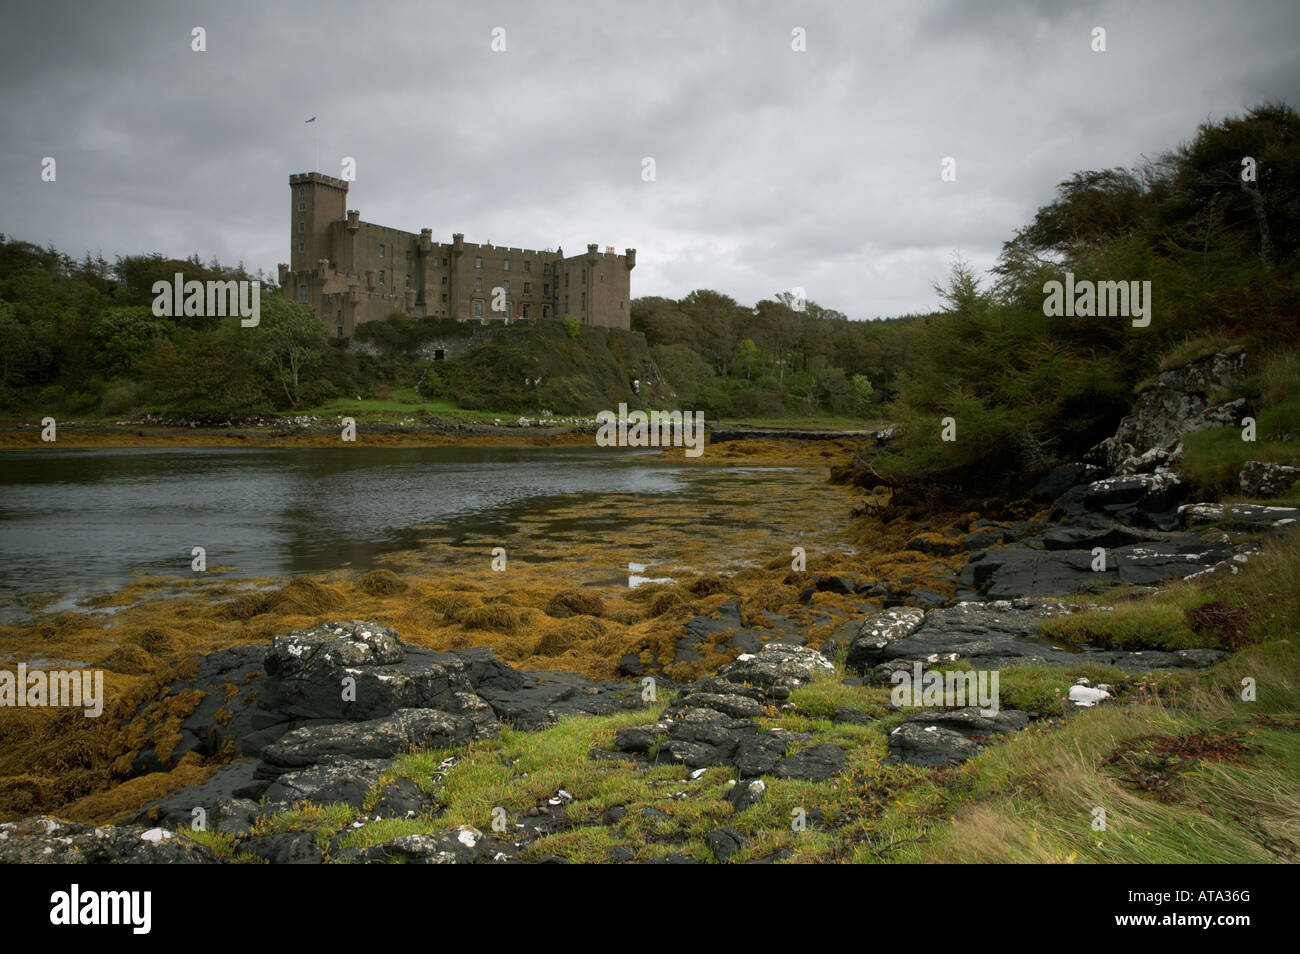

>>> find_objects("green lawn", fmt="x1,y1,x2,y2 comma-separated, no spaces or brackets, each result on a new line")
295,389,526,423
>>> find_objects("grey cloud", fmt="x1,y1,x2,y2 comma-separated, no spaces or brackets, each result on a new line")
1,0,1298,318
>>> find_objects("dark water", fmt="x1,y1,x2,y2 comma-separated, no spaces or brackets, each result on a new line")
0,445,695,606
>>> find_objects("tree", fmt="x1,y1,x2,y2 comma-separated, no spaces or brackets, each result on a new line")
563,315,581,340
89,306,170,375
0,302,34,387
852,373,873,413
735,339,761,379
251,296,328,409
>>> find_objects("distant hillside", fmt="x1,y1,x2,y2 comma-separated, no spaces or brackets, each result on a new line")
418,320,664,415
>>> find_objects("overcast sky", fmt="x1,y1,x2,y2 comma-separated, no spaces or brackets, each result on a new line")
2,0,1298,319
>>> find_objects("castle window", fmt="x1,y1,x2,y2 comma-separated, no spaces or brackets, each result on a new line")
523,262,531,273
336,325,344,338
544,284,549,296
523,282,530,295
582,292,586,309
298,284,308,302
503,280,510,293
297,201,305,211
405,275,411,289
378,270,385,285
523,304,531,318
565,273,569,287
475,256,483,268
473,300,483,317
441,293,448,303
475,278,483,291
298,222,305,232
582,269,586,281
503,259,511,271
543,263,551,274
441,276,447,286
543,305,550,318
298,242,305,253
379,244,385,258
406,249,413,262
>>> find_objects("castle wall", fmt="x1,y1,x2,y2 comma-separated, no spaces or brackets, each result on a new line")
279,172,633,336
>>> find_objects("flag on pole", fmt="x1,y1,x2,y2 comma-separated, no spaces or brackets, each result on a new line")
305,116,316,123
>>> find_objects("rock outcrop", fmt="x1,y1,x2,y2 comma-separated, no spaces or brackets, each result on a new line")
1088,351,1247,475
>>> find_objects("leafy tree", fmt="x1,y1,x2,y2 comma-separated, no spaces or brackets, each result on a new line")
89,306,170,375
736,338,761,379
250,296,328,409
852,373,873,412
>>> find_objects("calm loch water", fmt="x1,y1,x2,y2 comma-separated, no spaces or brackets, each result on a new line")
0,445,846,611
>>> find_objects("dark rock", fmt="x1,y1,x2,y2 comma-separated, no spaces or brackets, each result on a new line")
612,724,666,753
706,826,749,863
724,778,766,813
243,831,322,864
736,729,802,778
132,760,263,828
773,743,848,781
831,706,872,725
1041,524,1142,551
1240,460,1300,497
259,705,497,771
260,757,391,808
715,643,836,694
845,607,926,671
1087,351,1247,474
902,707,1031,737
1032,463,1102,501
601,806,627,825
372,777,431,819
888,723,982,767
906,588,951,610
671,691,767,720
0,817,218,864
1179,502,1300,530
344,827,517,864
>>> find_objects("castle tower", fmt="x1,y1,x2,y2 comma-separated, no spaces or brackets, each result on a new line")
288,173,348,279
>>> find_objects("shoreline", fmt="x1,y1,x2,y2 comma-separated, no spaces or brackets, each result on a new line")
0,418,884,451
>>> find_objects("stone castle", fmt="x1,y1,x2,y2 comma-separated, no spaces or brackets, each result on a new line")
278,172,635,338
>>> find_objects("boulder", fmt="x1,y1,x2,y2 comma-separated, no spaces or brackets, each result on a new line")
845,607,926,670
0,817,218,864
888,724,982,767
1239,460,1300,498
773,743,848,781
343,827,517,864
258,705,498,771
1088,352,1247,474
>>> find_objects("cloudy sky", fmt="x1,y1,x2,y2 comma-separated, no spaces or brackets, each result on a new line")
2,0,1298,319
